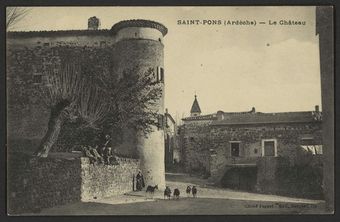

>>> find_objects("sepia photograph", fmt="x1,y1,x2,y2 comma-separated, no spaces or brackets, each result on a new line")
5,6,334,215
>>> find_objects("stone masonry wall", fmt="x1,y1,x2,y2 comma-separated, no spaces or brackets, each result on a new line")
256,156,323,199
180,120,212,175
209,122,322,177
8,153,82,214
206,122,323,198
81,157,140,201
7,38,115,153
181,121,322,191
8,153,140,214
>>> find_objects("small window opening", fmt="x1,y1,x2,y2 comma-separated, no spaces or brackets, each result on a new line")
33,74,42,84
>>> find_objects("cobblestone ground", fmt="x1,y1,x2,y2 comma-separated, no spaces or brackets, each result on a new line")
34,173,326,215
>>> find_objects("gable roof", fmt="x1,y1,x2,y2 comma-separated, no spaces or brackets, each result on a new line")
190,95,201,113
211,111,322,126
182,106,322,124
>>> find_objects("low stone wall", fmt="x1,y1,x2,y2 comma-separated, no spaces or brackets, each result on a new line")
8,153,82,214
81,157,140,200
7,152,140,214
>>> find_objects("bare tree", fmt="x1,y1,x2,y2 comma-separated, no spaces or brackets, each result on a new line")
33,62,162,158
33,64,99,157
6,7,31,31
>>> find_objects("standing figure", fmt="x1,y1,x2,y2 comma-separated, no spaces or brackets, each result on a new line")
173,188,180,200
136,171,145,191
103,134,111,147
192,186,197,198
164,186,172,199
102,134,116,165
186,185,191,197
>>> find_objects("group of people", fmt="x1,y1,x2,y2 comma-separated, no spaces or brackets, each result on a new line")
133,170,199,200
82,135,118,165
164,185,198,199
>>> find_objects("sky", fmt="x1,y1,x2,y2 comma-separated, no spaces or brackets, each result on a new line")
9,6,321,122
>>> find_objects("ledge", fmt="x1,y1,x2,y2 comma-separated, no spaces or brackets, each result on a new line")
111,19,168,36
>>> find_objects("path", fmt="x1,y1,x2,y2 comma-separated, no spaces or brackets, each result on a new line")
28,173,325,215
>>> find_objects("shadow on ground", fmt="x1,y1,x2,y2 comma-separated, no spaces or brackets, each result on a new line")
35,197,325,215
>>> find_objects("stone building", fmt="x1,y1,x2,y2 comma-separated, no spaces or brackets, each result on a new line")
180,95,323,197
7,18,168,188
164,108,180,167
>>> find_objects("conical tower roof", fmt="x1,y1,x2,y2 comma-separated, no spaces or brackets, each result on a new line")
190,95,201,113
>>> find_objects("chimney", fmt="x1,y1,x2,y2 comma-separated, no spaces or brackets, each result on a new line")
217,110,224,121
165,108,168,114
251,107,256,113
88,16,100,30
315,105,319,112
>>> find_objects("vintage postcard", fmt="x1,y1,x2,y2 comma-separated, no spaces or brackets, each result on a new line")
6,6,334,215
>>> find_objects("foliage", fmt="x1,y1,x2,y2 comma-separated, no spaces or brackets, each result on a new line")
101,67,162,135
32,46,162,156
277,163,323,199
6,7,31,31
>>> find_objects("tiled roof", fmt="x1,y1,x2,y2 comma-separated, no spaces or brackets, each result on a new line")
182,113,217,121
190,96,201,113
211,111,322,126
7,30,111,38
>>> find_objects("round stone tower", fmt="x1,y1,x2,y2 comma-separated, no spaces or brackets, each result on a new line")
111,20,168,189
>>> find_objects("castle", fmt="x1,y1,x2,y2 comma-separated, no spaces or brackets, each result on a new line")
7,18,168,188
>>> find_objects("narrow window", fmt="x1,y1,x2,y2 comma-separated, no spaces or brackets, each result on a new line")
156,66,164,83
230,142,240,157
156,67,160,82
160,67,164,82
157,114,164,130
